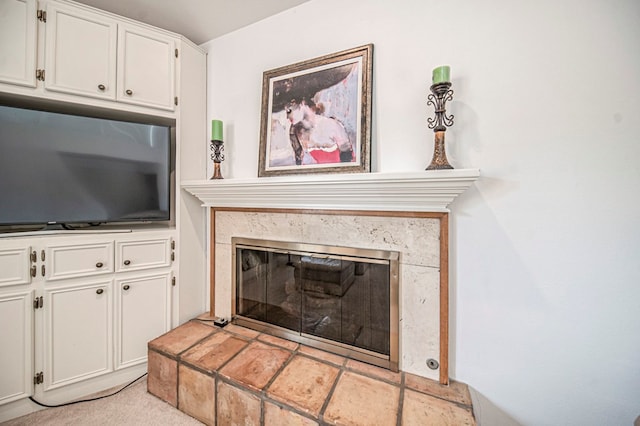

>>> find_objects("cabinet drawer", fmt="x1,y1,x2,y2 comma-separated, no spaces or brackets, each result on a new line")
0,247,32,287
116,238,171,272
47,242,114,281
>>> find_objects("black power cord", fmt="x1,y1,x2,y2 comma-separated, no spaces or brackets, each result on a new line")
28,372,148,408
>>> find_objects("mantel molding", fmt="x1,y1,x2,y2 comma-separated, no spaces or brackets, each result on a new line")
181,169,479,212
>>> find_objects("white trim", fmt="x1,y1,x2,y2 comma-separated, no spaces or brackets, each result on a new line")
182,169,479,212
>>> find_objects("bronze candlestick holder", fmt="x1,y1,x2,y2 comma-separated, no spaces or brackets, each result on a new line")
210,139,224,179
426,82,454,170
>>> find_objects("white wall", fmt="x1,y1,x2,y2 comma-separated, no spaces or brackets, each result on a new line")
202,0,640,424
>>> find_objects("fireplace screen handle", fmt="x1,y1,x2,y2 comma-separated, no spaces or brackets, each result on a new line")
309,253,331,259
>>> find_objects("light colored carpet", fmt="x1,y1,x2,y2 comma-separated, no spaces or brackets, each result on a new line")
2,377,203,425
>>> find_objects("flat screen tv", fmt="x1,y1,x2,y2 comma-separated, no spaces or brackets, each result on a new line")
0,104,172,229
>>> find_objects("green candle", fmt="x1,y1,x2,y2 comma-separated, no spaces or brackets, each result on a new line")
211,120,223,141
432,65,451,84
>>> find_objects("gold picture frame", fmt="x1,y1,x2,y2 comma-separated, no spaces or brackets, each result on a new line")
258,44,373,177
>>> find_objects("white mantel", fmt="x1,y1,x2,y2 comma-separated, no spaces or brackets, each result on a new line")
182,169,479,212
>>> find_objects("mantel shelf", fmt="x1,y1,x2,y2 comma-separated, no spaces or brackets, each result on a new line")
181,169,480,212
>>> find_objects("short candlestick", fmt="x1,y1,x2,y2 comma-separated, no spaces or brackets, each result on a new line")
210,139,224,179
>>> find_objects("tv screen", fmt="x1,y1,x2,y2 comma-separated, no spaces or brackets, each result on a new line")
0,104,172,228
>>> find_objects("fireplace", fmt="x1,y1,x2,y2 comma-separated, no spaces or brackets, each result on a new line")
184,170,479,383
204,208,448,382
232,238,399,370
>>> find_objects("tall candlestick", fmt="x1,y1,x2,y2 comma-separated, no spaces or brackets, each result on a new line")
426,80,454,170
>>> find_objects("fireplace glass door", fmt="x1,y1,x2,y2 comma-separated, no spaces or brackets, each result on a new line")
233,238,399,370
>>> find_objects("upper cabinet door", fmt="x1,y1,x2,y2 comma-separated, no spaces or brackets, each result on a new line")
117,24,175,111
44,2,117,100
0,0,37,87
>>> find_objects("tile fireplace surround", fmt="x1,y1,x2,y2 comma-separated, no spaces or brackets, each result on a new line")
183,169,479,384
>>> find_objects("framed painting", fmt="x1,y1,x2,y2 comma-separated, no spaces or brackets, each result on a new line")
258,44,373,177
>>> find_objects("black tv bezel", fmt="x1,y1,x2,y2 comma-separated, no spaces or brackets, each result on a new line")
0,95,177,233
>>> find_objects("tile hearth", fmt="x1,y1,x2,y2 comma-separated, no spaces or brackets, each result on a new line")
147,317,475,425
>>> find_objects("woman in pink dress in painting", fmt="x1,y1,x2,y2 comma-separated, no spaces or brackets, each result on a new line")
269,62,358,168
285,99,354,165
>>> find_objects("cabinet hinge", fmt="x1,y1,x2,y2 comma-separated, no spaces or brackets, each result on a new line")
36,69,45,81
175,48,179,58
29,249,37,276
37,10,46,22
170,251,175,261
41,264,45,277
33,296,43,310
34,372,44,385
171,276,176,287
174,96,178,106
41,249,46,261
171,240,175,250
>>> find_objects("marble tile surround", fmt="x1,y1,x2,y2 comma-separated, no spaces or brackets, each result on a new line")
214,211,442,381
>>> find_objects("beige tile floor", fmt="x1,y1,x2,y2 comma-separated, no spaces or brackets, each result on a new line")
148,318,476,426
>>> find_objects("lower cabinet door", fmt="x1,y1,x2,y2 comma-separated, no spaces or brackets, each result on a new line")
43,280,113,391
0,290,33,405
115,273,171,369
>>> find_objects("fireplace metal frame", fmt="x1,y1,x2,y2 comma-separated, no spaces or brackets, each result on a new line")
231,237,399,371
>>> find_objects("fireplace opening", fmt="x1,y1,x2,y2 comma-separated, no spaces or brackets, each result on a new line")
232,237,399,371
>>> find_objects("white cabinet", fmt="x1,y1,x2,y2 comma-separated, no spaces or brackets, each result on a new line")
44,1,117,100
117,24,176,110
43,280,112,390
114,236,173,369
0,290,34,405
36,233,173,395
0,0,178,112
43,2,176,110
0,0,37,87
115,273,171,369
0,231,174,406
0,7,207,418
